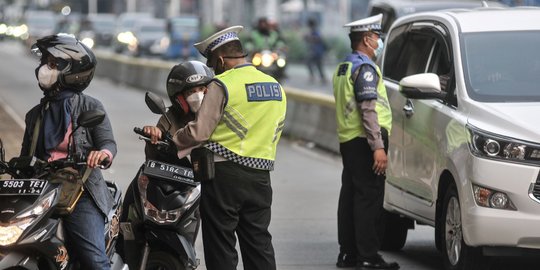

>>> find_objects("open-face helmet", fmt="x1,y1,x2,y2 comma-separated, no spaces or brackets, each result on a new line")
166,61,213,113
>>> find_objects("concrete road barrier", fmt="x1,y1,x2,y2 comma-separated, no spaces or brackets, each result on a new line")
94,51,340,154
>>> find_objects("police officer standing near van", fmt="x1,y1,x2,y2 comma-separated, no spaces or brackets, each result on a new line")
171,26,287,270
333,14,399,270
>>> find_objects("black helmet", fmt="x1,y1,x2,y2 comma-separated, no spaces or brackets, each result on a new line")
32,34,97,92
166,61,213,112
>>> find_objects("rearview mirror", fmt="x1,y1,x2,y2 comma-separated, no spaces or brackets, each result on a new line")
145,91,172,128
77,110,106,128
145,92,167,115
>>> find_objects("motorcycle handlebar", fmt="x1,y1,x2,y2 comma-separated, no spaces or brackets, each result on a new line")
133,127,170,147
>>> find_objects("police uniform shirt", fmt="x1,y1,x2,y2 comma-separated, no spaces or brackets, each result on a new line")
350,52,385,150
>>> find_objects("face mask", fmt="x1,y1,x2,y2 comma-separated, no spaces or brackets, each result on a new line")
367,37,384,58
186,91,204,113
37,64,58,89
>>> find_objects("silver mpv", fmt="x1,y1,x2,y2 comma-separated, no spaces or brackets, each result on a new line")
378,6,540,270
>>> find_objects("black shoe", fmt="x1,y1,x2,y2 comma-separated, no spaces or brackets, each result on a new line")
356,255,399,269
336,253,357,268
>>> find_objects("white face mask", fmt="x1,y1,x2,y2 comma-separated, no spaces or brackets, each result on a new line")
37,64,58,89
186,91,204,113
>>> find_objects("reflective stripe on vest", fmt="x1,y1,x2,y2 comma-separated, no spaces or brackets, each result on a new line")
209,65,287,170
333,59,392,143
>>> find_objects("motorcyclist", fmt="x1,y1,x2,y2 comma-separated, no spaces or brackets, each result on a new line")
119,60,213,245
245,17,286,53
20,33,117,270
141,60,214,162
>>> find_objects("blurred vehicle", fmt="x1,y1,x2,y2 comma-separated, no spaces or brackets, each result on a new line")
126,18,167,57
380,6,540,270
367,0,507,35
78,13,117,48
162,16,200,60
114,12,153,53
21,10,58,47
56,12,82,36
250,49,287,79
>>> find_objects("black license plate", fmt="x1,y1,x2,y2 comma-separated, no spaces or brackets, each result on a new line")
0,179,47,195
143,160,196,186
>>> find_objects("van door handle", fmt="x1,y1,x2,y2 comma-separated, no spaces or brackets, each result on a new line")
403,100,414,118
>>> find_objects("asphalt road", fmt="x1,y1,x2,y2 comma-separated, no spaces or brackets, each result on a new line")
0,40,536,270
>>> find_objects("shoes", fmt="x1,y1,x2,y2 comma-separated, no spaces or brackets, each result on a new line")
336,253,357,268
356,255,399,269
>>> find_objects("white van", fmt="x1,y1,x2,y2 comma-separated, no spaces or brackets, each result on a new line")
379,6,540,270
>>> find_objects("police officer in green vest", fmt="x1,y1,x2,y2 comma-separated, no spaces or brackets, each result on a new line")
171,25,287,270
333,14,399,270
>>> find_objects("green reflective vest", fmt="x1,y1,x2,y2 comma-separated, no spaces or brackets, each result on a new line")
208,65,287,170
333,59,392,143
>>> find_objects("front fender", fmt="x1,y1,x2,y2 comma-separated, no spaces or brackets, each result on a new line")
147,229,197,266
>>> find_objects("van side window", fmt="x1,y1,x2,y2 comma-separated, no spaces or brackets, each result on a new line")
383,25,434,82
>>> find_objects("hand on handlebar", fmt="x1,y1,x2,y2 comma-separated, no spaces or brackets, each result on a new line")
143,126,163,145
87,150,111,169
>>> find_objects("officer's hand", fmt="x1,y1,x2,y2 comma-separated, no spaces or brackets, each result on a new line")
372,149,387,176
143,126,163,144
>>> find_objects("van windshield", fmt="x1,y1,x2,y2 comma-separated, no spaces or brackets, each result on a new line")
462,31,540,102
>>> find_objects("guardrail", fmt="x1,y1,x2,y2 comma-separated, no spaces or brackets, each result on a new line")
94,51,340,154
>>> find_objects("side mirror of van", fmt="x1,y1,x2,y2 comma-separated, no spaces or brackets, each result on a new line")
399,73,447,100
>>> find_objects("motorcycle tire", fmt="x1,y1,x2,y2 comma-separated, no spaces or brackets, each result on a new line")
146,250,185,270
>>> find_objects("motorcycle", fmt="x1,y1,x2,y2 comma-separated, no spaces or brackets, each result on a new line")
0,110,128,270
250,49,287,79
119,92,201,270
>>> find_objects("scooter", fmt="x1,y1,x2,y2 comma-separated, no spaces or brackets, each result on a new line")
0,110,128,270
119,92,201,270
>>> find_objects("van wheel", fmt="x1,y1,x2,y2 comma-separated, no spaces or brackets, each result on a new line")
440,184,488,270
380,210,409,251
146,251,185,270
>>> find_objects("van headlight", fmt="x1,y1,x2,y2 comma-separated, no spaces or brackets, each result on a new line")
468,126,540,165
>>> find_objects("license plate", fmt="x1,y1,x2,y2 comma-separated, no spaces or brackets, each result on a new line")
143,160,196,186
0,179,47,195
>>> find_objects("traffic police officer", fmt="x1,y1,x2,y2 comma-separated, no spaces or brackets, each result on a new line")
171,25,287,270
333,14,399,270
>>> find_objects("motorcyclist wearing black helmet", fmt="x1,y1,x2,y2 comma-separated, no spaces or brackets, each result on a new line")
141,60,214,162
20,33,117,270
119,60,213,250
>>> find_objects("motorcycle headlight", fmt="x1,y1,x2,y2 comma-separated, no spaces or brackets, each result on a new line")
0,189,56,246
252,53,262,66
468,126,540,165
261,53,274,67
276,58,286,68
138,175,201,224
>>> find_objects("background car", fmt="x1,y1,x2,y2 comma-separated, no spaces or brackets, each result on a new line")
127,18,167,57
379,6,540,270
113,12,153,53
162,15,200,60
78,13,117,48
21,10,58,48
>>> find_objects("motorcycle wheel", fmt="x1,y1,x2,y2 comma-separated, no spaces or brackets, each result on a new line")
146,251,185,270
